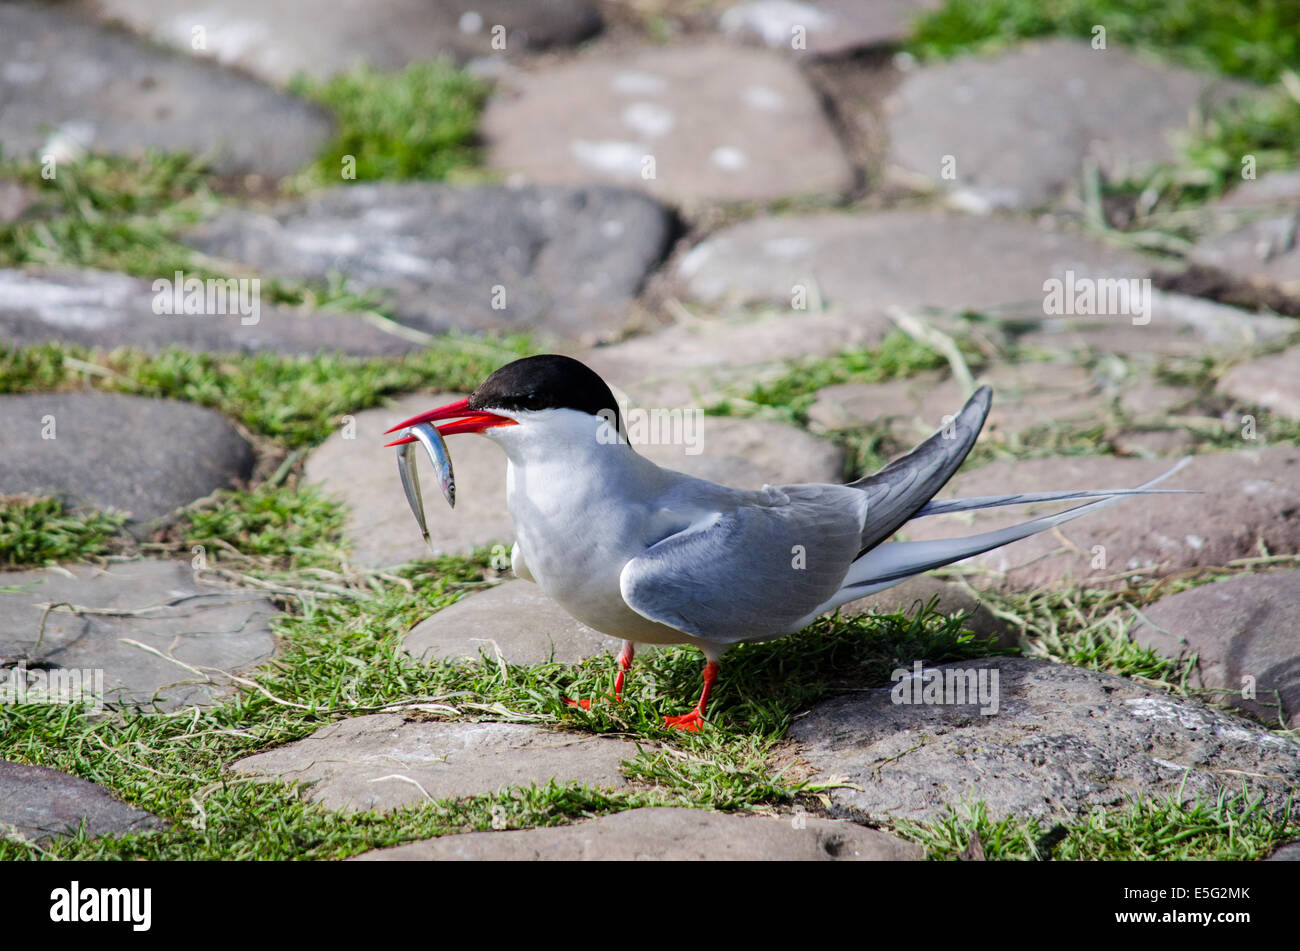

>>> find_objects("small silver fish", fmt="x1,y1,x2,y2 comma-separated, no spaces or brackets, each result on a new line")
395,422,456,545
408,422,455,509
396,439,429,546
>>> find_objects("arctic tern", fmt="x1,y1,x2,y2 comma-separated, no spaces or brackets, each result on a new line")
386,354,1189,730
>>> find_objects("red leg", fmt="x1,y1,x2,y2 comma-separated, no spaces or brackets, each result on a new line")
613,640,635,702
566,640,636,709
664,660,718,732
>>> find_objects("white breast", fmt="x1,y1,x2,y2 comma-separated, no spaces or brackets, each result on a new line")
492,409,707,647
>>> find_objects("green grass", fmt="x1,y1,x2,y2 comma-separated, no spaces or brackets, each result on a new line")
290,59,488,186
1092,85,1300,236
909,0,1300,238
181,483,348,569
0,151,217,279
0,337,532,449
0,496,128,567
897,790,1297,860
909,0,1300,84
708,330,970,425
0,558,1004,860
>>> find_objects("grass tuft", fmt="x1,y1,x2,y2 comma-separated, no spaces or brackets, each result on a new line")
290,59,488,186
908,0,1300,85
0,496,128,567
0,338,533,449
897,788,1299,860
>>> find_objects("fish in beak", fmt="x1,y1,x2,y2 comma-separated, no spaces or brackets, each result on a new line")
382,397,516,545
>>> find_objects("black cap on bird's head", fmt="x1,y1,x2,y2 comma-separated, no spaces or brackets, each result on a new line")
383,355,622,443
469,355,620,423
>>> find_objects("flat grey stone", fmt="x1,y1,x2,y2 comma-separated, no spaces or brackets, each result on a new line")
1112,429,1198,458
1268,841,1300,861
308,391,844,568
0,762,163,842
0,560,277,710
719,0,938,56
74,0,602,86
899,448,1300,591
406,579,619,667
1015,291,1296,357
1218,347,1300,421
583,308,893,407
787,657,1300,823
482,43,853,209
0,392,254,524
837,575,1013,647
0,268,422,357
231,715,638,812
809,363,1097,438
0,180,36,223
184,184,674,343
886,39,1254,211
353,806,922,860
1130,573,1300,729
643,413,844,488
1190,216,1300,295
676,210,1149,319
1189,172,1300,295
1115,376,1201,419
1215,171,1300,211
808,362,1198,445
0,2,332,177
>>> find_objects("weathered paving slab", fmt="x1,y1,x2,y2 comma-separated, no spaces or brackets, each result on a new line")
1189,171,1300,296
808,362,1198,442
0,2,332,177
1014,291,1296,358
0,392,254,524
74,0,602,86
583,308,893,408
1269,841,1300,861
307,392,844,568
886,39,1254,211
482,43,854,208
231,715,638,812
838,575,1013,647
406,580,618,667
0,180,36,224
0,268,421,357
718,0,940,57
185,184,674,343
1218,347,1300,421
0,762,163,842
1112,429,1197,458
1190,218,1300,297
353,806,922,860
1130,573,1300,729
1213,171,1300,212
899,448,1300,591
0,560,277,711
675,210,1149,318
787,657,1300,823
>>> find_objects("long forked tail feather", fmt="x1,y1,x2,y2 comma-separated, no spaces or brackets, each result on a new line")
915,487,1196,518
816,457,1194,616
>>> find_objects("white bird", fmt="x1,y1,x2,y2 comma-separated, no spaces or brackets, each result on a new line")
386,354,1190,730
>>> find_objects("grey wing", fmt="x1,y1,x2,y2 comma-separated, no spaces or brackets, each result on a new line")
848,384,991,556
619,485,868,645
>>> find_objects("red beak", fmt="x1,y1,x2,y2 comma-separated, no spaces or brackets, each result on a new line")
382,397,517,447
